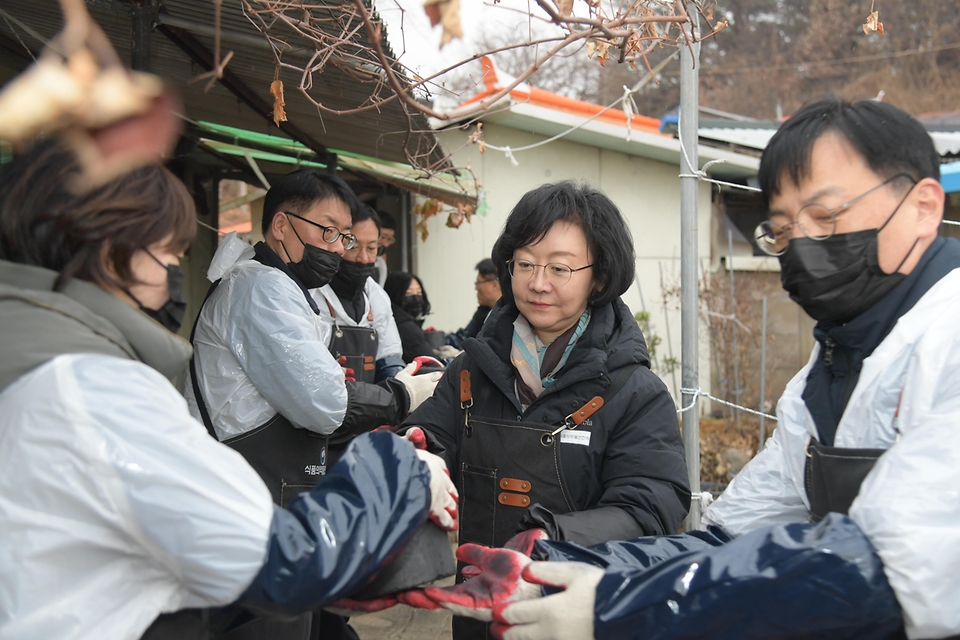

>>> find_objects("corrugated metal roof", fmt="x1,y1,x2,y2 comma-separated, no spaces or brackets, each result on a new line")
0,0,444,168
697,121,960,158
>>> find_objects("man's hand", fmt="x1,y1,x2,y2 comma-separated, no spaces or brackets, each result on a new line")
490,561,604,640
417,544,541,620
395,362,442,413
403,426,429,450
337,356,356,383
415,448,458,531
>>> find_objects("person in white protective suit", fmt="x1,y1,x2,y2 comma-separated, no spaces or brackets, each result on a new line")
311,203,405,385
0,139,459,640
392,98,960,640
182,169,441,499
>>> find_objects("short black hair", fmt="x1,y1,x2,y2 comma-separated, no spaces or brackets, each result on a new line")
261,169,360,235
384,271,431,316
379,210,396,231
354,204,381,230
491,181,635,308
0,138,195,290
759,97,941,210
475,258,497,278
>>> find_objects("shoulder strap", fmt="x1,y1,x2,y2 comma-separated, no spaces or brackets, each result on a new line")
567,363,642,427
189,280,222,439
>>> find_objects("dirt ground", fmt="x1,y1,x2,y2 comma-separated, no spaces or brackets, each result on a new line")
697,416,769,490
351,576,454,640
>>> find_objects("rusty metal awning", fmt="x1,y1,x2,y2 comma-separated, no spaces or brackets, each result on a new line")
0,0,447,169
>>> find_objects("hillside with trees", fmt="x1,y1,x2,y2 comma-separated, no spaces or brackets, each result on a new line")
467,0,960,118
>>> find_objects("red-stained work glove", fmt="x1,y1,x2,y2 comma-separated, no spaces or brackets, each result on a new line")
411,355,445,373
463,529,547,579
402,426,429,450
418,543,542,620
325,594,398,617
489,561,604,640
337,356,356,382
396,588,444,610
415,448,459,531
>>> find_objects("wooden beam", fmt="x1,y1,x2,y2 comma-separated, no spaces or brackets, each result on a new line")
158,23,335,166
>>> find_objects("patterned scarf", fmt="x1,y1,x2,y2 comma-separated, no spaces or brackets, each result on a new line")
511,310,591,409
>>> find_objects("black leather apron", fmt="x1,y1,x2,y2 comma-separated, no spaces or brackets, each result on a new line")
804,437,885,522
324,298,379,386
324,298,379,472
452,361,637,640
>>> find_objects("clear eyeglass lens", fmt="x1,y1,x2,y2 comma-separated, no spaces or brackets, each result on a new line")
320,226,340,244
510,260,573,285
754,221,787,256
342,234,358,250
796,205,836,240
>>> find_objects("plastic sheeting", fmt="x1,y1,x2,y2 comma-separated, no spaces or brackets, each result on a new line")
704,267,960,638
183,235,348,440
539,515,902,640
239,431,430,613
0,354,274,640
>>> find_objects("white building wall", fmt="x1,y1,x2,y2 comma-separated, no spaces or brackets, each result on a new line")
415,123,712,404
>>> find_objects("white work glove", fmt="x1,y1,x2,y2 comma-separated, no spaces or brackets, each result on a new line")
434,344,462,359
491,561,604,640
415,448,459,531
395,362,442,414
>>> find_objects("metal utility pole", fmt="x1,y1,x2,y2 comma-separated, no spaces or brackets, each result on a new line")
759,296,768,445
727,229,741,432
680,14,701,531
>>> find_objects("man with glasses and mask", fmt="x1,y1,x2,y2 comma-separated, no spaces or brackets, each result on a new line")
312,204,407,418
409,98,960,640
182,169,445,640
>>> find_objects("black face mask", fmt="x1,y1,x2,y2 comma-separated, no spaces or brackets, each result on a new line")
281,223,341,290
778,189,917,324
129,251,187,333
402,294,427,320
333,260,377,294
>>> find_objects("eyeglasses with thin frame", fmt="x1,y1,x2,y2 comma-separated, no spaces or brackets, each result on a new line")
346,243,380,261
284,211,357,250
474,277,497,288
507,259,593,286
754,173,915,257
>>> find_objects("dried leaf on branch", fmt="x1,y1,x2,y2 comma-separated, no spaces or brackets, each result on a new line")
446,210,464,228
862,10,884,34
423,0,463,48
270,79,287,126
552,0,574,17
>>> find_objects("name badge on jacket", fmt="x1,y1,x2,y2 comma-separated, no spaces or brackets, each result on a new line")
561,430,591,446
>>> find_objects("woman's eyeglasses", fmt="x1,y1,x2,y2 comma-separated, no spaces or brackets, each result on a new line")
507,259,592,286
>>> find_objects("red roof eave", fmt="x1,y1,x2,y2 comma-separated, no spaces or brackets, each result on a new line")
460,56,663,136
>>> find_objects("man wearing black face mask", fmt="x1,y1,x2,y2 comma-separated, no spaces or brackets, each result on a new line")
313,205,405,391
430,99,960,640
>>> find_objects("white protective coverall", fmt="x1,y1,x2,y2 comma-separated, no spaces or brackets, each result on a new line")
703,268,960,639
182,235,348,441
312,278,403,362
0,357,273,640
